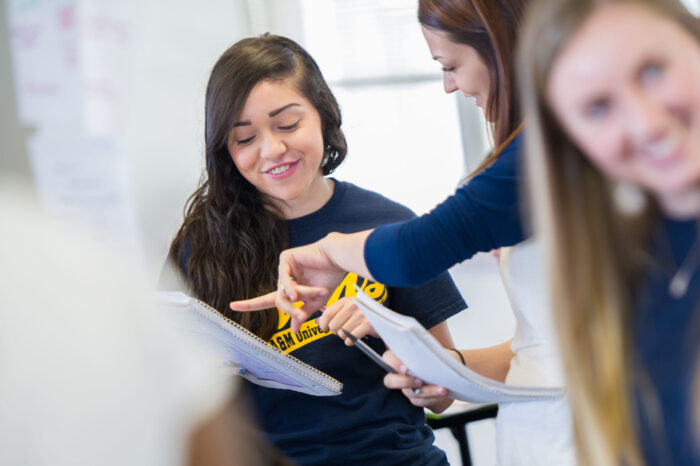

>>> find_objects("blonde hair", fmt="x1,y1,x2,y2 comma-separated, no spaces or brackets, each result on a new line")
518,0,700,464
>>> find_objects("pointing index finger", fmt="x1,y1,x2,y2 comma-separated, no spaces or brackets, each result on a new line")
229,291,276,311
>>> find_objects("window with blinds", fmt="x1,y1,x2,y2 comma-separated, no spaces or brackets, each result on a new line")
299,0,484,215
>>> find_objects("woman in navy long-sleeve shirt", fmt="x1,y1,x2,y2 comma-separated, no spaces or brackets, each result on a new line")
366,130,524,287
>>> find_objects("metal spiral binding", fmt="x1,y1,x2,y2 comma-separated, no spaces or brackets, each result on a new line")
190,297,343,392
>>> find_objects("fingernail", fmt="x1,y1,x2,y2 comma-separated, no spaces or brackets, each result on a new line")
413,378,423,388
440,387,448,396
399,365,408,374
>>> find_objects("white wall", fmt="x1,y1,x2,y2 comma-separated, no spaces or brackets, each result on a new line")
122,0,252,279
2,0,255,277
685,0,700,14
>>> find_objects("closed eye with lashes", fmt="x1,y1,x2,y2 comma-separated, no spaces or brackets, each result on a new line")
278,121,300,131
236,135,255,145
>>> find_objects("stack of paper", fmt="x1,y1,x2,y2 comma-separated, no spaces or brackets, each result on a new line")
353,287,564,403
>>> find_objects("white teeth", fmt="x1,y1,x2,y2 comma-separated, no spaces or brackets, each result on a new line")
268,164,291,175
647,132,681,160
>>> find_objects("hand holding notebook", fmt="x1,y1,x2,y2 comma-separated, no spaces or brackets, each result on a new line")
352,287,564,403
155,291,342,396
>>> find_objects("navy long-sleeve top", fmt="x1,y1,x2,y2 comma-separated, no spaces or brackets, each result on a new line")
635,217,700,464
365,133,526,286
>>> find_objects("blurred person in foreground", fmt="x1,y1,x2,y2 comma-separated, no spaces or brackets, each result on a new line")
519,0,700,464
0,176,291,466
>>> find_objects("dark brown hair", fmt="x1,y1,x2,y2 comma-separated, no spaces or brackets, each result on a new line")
168,35,347,339
418,0,529,174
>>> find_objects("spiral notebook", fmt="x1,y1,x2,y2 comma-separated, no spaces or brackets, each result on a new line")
353,287,564,403
155,291,342,397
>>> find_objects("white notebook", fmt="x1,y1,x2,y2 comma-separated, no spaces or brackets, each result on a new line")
155,291,342,397
353,287,564,403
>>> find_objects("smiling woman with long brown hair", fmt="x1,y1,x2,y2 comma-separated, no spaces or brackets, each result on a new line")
163,34,465,465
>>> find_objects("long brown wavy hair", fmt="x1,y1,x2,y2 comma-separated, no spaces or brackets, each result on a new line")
168,35,347,339
418,0,529,175
519,0,699,464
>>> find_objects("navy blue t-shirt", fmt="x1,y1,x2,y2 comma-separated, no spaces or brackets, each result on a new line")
366,133,525,286
247,180,466,465
634,217,700,464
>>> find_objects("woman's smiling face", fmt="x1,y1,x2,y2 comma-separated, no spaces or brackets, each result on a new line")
547,3,700,215
421,25,491,114
227,78,331,219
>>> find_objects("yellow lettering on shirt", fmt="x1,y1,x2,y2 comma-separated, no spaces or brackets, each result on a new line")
268,273,387,354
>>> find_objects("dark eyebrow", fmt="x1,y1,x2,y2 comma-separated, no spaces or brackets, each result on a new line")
233,103,301,127
269,103,301,117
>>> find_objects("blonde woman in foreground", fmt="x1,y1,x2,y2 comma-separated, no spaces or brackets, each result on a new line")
519,0,700,464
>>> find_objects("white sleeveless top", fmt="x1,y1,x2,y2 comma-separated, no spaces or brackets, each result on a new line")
496,240,576,465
